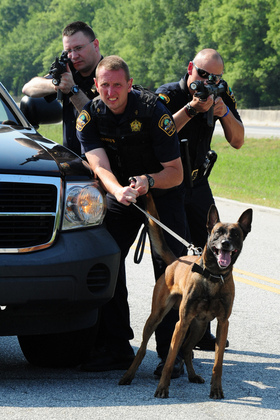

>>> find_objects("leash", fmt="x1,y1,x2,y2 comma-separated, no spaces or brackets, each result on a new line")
132,202,202,263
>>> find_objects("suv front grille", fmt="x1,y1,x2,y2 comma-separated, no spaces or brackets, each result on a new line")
0,175,61,253
0,182,57,212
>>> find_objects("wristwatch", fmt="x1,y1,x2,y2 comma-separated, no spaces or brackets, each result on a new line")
145,174,155,190
185,102,197,117
69,85,79,97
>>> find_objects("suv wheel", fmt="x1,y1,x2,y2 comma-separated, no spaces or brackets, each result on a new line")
18,326,97,368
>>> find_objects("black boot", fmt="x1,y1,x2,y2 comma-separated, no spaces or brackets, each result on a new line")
195,323,229,351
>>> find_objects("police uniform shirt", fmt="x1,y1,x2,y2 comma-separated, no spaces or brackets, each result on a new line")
76,89,180,166
156,74,242,173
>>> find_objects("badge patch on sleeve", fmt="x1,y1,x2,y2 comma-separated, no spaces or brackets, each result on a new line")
158,114,176,136
227,86,237,109
76,110,91,132
158,93,170,104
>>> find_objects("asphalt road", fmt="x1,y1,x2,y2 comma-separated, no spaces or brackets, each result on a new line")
0,197,279,419
215,123,280,139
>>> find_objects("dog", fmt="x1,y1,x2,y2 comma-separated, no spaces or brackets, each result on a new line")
119,193,252,399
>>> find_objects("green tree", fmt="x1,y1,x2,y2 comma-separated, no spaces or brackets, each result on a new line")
189,0,278,108
1,0,280,107
256,0,280,107
148,0,199,89
1,0,101,95
92,0,164,87
92,0,199,89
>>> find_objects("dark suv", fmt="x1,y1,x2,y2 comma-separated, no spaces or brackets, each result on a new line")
0,83,120,367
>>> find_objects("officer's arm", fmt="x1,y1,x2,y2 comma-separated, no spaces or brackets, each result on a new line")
173,95,214,132
128,157,183,196
70,92,91,113
22,77,56,97
149,157,183,189
214,97,244,149
220,110,244,149
85,148,139,206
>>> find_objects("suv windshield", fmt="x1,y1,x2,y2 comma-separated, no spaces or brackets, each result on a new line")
0,95,21,126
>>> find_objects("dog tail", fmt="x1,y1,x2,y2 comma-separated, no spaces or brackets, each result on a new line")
145,193,177,266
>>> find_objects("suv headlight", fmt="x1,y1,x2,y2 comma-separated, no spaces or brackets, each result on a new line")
62,181,106,230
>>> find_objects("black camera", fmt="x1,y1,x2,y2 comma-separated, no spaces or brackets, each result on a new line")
190,79,225,101
189,78,225,127
49,51,70,86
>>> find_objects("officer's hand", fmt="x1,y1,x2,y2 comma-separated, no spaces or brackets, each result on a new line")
191,94,214,113
115,185,139,206
129,175,149,195
54,64,75,94
213,97,228,117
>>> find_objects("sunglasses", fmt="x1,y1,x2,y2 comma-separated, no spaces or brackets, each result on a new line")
193,62,223,82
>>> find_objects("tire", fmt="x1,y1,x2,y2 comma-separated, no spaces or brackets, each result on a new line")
18,325,97,368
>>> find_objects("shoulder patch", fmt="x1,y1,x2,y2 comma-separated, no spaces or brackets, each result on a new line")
76,110,91,132
226,85,237,109
158,114,176,136
158,93,170,104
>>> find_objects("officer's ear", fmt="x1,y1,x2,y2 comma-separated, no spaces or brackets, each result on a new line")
94,77,99,92
188,61,193,75
128,78,133,92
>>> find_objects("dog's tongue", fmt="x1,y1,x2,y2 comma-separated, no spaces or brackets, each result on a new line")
218,250,231,268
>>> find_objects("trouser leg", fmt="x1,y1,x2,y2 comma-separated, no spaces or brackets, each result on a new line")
151,186,187,359
96,195,145,354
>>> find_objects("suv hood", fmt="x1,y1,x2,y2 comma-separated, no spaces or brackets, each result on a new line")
0,126,92,178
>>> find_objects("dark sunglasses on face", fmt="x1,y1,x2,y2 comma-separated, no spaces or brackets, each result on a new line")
193,62,223,82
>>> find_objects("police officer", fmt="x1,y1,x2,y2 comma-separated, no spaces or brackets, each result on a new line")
156,48,244,350
22,21,102,156
76,55,186,377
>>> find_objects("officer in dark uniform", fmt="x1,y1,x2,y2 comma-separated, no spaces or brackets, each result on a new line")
22,21,102,156
76,55,186,377
156,48,244,350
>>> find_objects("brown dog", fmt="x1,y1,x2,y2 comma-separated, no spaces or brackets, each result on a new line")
119,194,252,399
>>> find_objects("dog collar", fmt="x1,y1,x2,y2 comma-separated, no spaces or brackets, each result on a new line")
191,263,227,284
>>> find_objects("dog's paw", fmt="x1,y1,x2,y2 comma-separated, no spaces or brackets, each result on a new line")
189,374,205,384
154,386,169,398
209,386,224,399
119,375,133,386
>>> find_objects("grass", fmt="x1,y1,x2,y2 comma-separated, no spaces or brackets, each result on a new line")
38,124,280,210
210,135,280,209
38,123,63,144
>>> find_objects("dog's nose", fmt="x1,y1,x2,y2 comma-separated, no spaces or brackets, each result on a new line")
221,239,231,250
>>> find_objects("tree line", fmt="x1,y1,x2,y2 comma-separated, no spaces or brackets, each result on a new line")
1,0,280,108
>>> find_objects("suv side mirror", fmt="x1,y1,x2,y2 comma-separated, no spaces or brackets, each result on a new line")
20,96,63,127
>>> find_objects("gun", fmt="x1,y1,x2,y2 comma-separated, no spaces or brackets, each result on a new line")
190,76,225,127
49,51,71,101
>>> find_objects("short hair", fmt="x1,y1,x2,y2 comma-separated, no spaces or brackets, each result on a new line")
62,21,96,40
96,55,131,81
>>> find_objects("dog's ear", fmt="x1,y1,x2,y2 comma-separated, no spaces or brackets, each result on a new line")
238,208,253,239
206,204,220,234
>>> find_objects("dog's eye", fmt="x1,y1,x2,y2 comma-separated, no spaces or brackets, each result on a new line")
230,228,239,238
216,227,226,235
